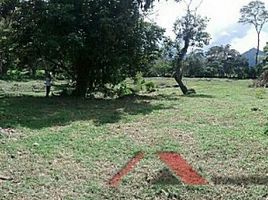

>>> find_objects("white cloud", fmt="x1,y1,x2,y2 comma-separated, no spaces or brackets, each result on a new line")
150,0,268,53
231,28,268,52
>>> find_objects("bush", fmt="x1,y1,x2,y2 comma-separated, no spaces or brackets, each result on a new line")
253,70,268,88
35,70,46,79
255,88,266,99
147,60,173,77
145,81,156,92
116,82,132,98
133,72,145,93
6,70,23,80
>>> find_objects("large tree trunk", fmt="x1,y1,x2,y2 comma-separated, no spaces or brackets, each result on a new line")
73,77,88,97
0,64,8,76
0,53,8,76
0,62,3,76
174,37,190,95
73,61,90,97
256,32,260,66
174,61,188,94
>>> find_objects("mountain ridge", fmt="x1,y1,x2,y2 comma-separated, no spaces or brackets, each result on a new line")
242,48,265,67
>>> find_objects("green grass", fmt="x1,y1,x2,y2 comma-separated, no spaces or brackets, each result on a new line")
0,78,268,199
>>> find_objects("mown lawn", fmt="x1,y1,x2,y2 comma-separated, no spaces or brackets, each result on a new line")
0,78,268,200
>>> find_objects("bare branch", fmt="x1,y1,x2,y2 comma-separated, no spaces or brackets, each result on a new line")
183,0,203,14
194,0,204,12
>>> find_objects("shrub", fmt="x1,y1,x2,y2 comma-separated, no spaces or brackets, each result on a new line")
253,70,268,88
7,70,22,80
145,81,156,92
35,70,46,79
116,82,132,97
255,88,266,99
133,72,145,93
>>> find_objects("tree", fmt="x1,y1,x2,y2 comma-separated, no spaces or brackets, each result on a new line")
205,45,249,78
0,0,18,76
254,42,268,87
178,44,251,79
264,42,268,64
146,37,175,77
3,0,166,96
239,0,268,66
173,1,210,94
135,21,165,76
184,49,206,77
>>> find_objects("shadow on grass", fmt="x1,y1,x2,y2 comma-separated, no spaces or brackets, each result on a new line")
212,175,268,185
150,173,268,186
182,94,215,98
149,168,182,185
0,95,174,129
116,93,181,101
141,93,214,101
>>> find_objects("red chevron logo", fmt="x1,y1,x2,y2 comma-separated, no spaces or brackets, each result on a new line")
108,152,208,187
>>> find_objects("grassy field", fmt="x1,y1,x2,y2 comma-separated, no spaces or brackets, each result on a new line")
0,78,268,200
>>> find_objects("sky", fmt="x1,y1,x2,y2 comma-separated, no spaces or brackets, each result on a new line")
149,0,268,53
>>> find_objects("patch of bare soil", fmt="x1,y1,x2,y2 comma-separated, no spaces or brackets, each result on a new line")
109,120,194,147
0,127,22,140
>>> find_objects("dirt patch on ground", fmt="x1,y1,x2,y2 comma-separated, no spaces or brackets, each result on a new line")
0,127,22,140
109,120,195,147
162,127,196,144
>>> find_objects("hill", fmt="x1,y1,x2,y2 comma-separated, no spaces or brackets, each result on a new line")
242,48,265,67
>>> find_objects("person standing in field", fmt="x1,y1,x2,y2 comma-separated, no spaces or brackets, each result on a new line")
45,73,52,97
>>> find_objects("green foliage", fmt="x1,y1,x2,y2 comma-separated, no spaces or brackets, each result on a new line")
145,81,156,92
114,73,156,97
1,0,165,97
137,22,165,75
133,72,145,85
239,0,268,65
173,9,211,49
152,43,252,79
145,37,175,77
255,88,266,99
148,59,173,77
253,43,268,87
5,69,33,80
239,1,268,29
6,70,21,80
184,49,206,77
35,70,46,79
263,42,268,68
115,82,133,98
205,45,250,78
172,4,211,94
133,72,146,93
264,125,268,135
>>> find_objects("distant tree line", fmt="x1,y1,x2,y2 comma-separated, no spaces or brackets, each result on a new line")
254,42,268,87
146,44,262,79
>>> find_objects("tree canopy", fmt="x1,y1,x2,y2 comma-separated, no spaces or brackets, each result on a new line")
239,0,268,65
172,2,210,94
0,0,165,96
